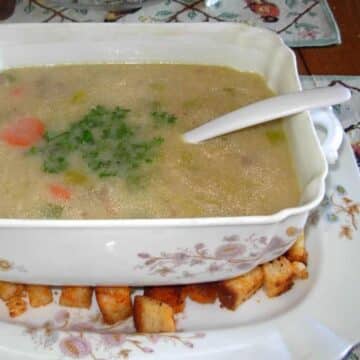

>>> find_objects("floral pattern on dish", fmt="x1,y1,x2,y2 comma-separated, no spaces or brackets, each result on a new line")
24,310,206,359
135,227,302,278
308,185,359,239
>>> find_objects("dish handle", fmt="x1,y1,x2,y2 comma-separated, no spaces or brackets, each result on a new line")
311,106,344,165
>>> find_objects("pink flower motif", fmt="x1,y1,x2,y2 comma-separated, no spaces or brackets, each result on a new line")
142,346,154,353
208,262,222,273
266,236,287,252
236,263,252,271
215,243,246,260
101,333,127,347
54,309,70,325
190,259,203,266
299,29,318,40
258,236,267,245
147,334,161,344
194,332,206,338
138,253,150,259
145,258,157,266
183,341,194,348
195,243,205,250
223,235,239,242
173,252,189,265
70,322,95,332
59,336,92,358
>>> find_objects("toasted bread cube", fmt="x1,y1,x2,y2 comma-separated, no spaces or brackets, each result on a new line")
263,256,294,297
6,296,27,318
144,286,185,313
286,232,308,264
26,285,53,308
59,287,93,309
292,261,309,280
0,281,24,301
184,283,218,304
95,287,132,325
218,266,264,310
134,295,176,333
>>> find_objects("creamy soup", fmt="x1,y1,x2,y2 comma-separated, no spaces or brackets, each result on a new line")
0,64,299,219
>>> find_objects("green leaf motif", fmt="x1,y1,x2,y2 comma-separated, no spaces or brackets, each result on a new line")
218,12,238,20
287,11,299,18
327,213,338,223
24,3,34,14
155,10,173,17
138,15,149,22
74,8,88,15
294,22,318,30
308,11,317,17
164,0,171,5
336,185,346,194
321,195,330,208
347,352,360,360
187,10,197,20
332,103,341,115
286,0,298,8
181,0,197,4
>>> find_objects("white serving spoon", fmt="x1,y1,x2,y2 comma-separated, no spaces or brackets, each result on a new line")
183,85,351,144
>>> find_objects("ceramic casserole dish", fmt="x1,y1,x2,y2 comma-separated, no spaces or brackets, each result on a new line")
0,23,343,286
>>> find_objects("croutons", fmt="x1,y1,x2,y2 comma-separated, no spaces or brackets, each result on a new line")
286,231,308,264
59,287,93,309
263,256,294,297
218,266,264,310
6,296,27,318
26,285,53,308
0,281,24,301
144,286,185,313
291,261,309,280
133,295,176,333
184,283,218,304
95,287,132,324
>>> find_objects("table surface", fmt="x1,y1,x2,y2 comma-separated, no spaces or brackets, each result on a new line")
295,0,360,75
0,0,359,76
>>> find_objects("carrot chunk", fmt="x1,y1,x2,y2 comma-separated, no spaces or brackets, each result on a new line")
49,184,71,201
10,87,24,97
0,117,44,147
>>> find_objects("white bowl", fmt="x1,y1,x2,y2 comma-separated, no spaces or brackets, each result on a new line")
0,23,340,286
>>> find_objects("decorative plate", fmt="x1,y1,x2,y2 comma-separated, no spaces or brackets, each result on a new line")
0,114,358,359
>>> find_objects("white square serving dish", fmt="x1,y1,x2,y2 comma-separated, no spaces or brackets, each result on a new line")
0,23,332,286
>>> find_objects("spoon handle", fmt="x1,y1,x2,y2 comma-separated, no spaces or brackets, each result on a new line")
183,85,351,144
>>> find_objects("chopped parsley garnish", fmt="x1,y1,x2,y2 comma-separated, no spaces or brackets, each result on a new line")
41,204,63,219
150,102,177,127
29,106,164,180
151,110,177,127
0,73,16,84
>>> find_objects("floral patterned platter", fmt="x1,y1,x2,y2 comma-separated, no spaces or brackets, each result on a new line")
0,120,358,360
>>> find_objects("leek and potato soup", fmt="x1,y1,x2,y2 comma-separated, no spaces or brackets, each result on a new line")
0,64,300,219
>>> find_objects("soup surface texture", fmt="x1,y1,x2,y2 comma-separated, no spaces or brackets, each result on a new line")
0,64,299,219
